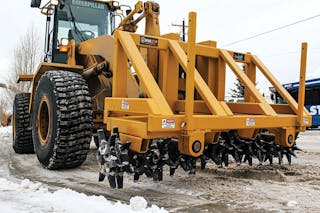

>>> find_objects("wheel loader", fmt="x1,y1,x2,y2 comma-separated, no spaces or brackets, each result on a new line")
13,0,311,188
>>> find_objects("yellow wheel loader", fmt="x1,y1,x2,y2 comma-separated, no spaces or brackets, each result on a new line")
13,0,311,188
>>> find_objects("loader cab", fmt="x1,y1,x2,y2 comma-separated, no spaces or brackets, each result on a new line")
32,0,119,63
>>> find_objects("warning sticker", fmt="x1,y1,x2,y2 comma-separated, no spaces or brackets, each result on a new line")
121,100,129,110
162,119,175,129
246,118,255,126
140,36,158,47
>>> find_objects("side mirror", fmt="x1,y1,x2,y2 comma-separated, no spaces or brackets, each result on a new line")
31,0,41,8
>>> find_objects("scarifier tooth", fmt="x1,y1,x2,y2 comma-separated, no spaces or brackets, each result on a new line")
169,167,176,176
134,173,140,182
269,157,273,165
292,145,303,152
288,148,297,158
257,151,263,165
200,155,208,170
201,160,207,170
153,168,163,181
116,174,124,189
233,151,241,166
108,173,117,188
98,171,106,182
278,152,283,165
109,134,117,147
285,152,292,165
244,154,253,166
223,154,229,167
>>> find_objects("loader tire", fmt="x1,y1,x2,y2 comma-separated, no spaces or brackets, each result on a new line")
12,93,34,154
32,71,92,169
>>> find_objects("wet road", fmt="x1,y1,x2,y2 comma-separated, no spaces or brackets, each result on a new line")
1,128,320,212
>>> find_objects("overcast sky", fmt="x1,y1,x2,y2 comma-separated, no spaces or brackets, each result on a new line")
0,0,320,94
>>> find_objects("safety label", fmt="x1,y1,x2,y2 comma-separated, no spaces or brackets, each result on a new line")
246,118,255,126
162,119,175,129
140,36,158,47
121,100,129,110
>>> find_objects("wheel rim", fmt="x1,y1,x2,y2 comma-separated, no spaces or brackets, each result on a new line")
37,96,50,146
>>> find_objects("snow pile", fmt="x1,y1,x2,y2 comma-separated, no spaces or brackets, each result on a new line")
0,178,168,213
0,126,11,138
287,200,298,207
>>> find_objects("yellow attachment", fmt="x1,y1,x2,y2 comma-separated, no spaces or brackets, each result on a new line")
178,130,205,157
238,129,258,140
17,74,34,83
297,42,308,130
273,127,296,147
102,10,312,154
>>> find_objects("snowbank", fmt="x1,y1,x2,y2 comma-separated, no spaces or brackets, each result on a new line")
0,178,167,213
0,126,11,138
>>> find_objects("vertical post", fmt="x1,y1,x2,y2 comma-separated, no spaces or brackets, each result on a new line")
244,58,256,103
112,31,128,97
185,12,196,130
298,42,308,127
182,20,186,42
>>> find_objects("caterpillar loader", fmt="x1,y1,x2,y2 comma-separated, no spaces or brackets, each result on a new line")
13,0,311,188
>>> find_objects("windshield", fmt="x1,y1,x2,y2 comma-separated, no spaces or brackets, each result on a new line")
56,0,114,44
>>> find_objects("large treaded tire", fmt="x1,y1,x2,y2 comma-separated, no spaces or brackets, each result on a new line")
12,93,34,153
32,71,92,169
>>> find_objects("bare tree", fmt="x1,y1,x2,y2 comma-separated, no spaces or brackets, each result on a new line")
0,93,12,125
10,25,42,93
0,25,42,121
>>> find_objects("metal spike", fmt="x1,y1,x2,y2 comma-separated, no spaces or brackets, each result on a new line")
278,152,283,165
116,174,124,189
98,172,106,182
134,173,140,182
285,153,292,165
223,154,229,167
169,167,176,176
108,173,117,188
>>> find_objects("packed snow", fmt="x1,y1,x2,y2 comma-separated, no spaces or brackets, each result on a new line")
0,177,167,213
0,126,167,213
0,126,11,137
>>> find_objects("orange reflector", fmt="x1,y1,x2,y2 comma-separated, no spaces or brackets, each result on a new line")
59,45,69,53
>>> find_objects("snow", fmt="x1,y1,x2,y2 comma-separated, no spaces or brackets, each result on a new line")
287,200,298,207
0,126,11,138
0,126,167,213
0,177,168,213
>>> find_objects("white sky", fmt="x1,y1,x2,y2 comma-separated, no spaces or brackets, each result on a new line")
1,0,320,94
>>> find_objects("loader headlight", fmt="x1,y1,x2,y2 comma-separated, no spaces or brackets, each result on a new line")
59,38,69,53
116,9,123,14
112,1,119,7
108,1,120,11
50,0,59,5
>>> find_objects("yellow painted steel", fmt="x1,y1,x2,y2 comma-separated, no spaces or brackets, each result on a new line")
297,42,308,129
251,55,309,116
102,12,311,154
105,98,163,115
185,12,197,131
17,74,34,83
244,60,256,103
168,40,228,116
114,31,173,115
220,49,277,116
